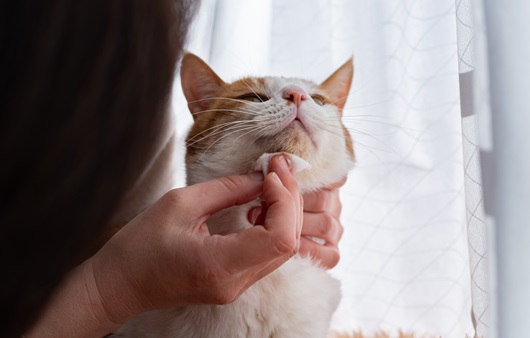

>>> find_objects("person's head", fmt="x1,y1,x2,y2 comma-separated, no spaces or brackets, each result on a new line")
0,1,196,335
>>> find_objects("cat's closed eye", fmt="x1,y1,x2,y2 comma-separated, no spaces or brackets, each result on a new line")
311,95,326,106
237,93,270,103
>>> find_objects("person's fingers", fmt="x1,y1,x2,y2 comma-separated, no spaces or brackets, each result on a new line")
297,194,304,251
173,173,264,221
267,155,298,197
300,212,343,246
183,154,305,302
325,176,348,190
260,171,299,253
213,169,299,273
267,155,302,241
303,188,342,216
299,237,341,269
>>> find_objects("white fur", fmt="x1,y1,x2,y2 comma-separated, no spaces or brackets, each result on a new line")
114,257,340,338
113,75,353,337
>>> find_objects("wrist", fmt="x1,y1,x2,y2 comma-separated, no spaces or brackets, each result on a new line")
87,243,153,329
26,258,124,338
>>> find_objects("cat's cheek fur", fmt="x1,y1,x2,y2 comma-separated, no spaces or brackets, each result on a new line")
297,131,355,192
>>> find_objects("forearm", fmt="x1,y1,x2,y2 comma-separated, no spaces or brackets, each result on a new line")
26,258,130,338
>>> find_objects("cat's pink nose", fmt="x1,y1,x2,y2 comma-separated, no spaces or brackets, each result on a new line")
282,86,308,107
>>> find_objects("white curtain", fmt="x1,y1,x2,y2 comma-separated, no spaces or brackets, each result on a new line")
169,0,530,337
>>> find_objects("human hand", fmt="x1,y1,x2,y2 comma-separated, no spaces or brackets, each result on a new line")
299,178,347,269
248,176,347,269
27,156,302,338
89,155,302,325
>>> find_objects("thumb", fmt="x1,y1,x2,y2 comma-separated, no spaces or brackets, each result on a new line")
180,173,264,218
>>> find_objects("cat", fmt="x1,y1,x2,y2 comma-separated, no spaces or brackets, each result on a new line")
112,52,355,338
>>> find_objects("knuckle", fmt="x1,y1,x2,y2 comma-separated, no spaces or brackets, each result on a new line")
272,237,296,256
314,191,331,212
319,213,335,236
337,222,344,238
163,188,185,208
210,288,238,305
335,197,343,215
327,250,340,268
216,176,241,192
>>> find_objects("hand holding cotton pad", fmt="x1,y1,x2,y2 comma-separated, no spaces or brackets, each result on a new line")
255,152,311,175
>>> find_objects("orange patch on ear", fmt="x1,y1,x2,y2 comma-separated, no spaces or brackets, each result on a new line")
320,58,354,111
180,52,226,118
343,125,355,161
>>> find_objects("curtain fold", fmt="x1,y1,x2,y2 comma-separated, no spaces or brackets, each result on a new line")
455,0,490,337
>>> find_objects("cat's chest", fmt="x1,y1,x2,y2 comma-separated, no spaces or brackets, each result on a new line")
231,255,341,338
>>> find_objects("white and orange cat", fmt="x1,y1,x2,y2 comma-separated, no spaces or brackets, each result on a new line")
113,53,355,338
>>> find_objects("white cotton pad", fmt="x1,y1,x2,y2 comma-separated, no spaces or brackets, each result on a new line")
255,152,311,176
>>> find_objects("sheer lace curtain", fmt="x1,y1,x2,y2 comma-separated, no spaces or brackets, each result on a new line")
172,1,529,337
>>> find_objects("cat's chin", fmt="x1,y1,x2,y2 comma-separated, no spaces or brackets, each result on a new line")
264,130,314,161
288,118,305,130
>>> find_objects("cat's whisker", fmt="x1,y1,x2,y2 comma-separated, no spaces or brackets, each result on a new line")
318,112,415,132
313,122,405,159
348,78,376,96
187,122,265,148
204,116,274,151
340,116,399,124
340,113,393,119
327,93,351,107
186,96,263,109
232,125,266,144
187,114,270,142
192,126,256,153
198,125,260,159
340,98,393,110
187,119,253,141
240,78,265,103
188,117,270,148
347,128,406,159
187,120,260,147
348,139,398,175
192,107,262,117
321,116,410,131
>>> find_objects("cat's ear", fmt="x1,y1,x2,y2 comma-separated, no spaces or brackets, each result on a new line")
319,58,354,110
180,53,226,119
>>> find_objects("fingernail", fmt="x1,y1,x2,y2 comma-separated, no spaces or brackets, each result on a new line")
270,172,281,183
281,155,292,170
249,171,264,181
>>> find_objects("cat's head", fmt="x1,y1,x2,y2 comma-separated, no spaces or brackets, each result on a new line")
181,53,354,192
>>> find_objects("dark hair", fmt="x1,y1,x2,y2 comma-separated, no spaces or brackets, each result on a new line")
0,1,196,336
